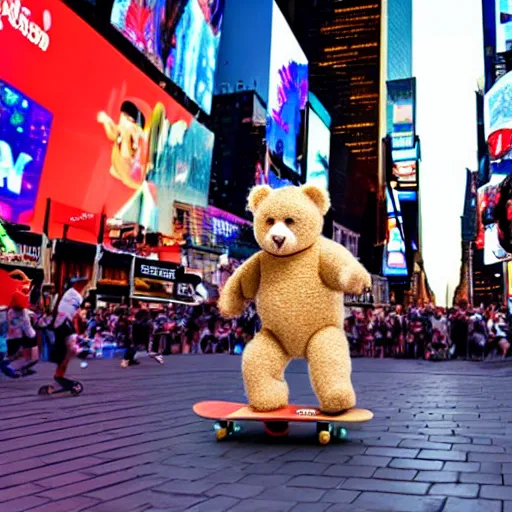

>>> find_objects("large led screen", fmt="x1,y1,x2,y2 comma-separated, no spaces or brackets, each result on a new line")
382,187,408,277
3,0,213,243
111,0,225,115
306,108,330,189
0,80,53,224
266,2,308,178
496,0,512,53
484,70,512,143
387,78,416,151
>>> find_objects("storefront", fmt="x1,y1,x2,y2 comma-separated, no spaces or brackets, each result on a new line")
95,246,132,304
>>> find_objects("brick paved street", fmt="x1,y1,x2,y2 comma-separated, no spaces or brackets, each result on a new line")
1,356,512,512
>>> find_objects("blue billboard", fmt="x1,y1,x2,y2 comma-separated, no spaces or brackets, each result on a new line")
387,78,416,151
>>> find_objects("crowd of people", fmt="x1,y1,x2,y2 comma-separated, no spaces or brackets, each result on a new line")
345,302,511,361
1,280,511,382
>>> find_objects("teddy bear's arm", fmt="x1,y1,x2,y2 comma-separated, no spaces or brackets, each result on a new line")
319,238,372,295
218,252,262,318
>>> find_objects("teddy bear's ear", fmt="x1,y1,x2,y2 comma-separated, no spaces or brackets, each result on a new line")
247,185,272,213
301,184,330,216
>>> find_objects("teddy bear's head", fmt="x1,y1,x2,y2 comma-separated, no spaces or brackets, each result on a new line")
247,184,330,257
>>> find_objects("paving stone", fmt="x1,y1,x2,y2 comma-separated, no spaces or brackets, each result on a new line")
443,462,480,472
260,486,326,502
341,478,430,495
418,449,466,461
480,462,503,474
151,479,216,496
504,501,512,512
346,455,392,467
365,447,420,458
321,489,360,504
0,483,44,503
276,461,330,475
228,499,295,511
399,439,452,451
480,485,512,500
187,496,240,512
415,471,458,483
239,474,292,487
287,475,344,489
389,459,443,471
205,483,266,499
243,462,287,474
323,464,376,478
430,436,471,444
352,491,445,512
0,495,50,512
460,472,503,485
469,452,512,462
373,468,417,481
429,483,479,498
291,504,330,512
456,444,506,453
26,496,100,512
36,471,93,489
443,497,502,512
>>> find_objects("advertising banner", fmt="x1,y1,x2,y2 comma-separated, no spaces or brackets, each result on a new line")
111,0,225,115
496,0,512,54
3,0,214,244
484,70,512,142
387,78,416,151
392,160,417,186
382,187,408,277
131,257,204,304
306,99,330,189
266,1,308,180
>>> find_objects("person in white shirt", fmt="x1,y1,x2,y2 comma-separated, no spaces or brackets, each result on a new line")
52,277,89,388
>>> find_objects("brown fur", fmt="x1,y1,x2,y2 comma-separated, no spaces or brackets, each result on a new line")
218,185,372,413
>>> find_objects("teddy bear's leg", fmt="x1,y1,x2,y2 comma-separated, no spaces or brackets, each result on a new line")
242,328,290,412
306,326,356,414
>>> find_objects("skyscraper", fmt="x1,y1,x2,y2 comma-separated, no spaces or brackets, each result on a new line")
277,0,384,271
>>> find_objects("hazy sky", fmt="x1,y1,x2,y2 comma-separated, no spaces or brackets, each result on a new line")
412,0,484,306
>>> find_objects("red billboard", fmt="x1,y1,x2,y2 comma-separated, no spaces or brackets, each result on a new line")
1,0,213,244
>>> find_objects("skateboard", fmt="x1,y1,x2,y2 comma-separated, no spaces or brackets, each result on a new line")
193,401,373,445
38,377,84,397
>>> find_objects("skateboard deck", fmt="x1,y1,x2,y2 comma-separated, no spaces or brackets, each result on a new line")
193,401,373,444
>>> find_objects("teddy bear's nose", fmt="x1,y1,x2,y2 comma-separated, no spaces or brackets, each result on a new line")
272,235,286,248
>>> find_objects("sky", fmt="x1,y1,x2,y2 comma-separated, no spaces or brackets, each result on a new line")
412,0,484,306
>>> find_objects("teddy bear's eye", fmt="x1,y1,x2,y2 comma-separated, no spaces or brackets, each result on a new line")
285,218,294,225
266,218,275,226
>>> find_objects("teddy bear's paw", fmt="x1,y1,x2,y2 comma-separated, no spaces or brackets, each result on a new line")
319,386,356,415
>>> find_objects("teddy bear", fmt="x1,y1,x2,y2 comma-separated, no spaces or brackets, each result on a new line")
218,184,372,414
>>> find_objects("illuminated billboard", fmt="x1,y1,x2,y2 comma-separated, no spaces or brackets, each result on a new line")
0,80,53,224
382,187,408,277
111,0,225,115
496,0,512,53
266,1,308,178
3,0,213,243
306,94,331,189
484,70,512,144
387,78,416,151
392,160,416,186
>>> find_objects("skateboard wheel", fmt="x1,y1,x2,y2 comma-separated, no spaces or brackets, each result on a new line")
264,421,290,437
337,427,348,440
71,382,84,396
38,385,49,395
216,428,228,441
319,430,331,445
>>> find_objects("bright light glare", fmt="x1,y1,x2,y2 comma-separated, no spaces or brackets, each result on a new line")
413,0,484,306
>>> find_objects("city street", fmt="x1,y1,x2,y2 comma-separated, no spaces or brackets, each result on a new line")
1,357,512,512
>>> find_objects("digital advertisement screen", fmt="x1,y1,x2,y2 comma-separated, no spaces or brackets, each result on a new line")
496,0,512,53
382,187,408,277
0,80,53,224
111,0,225,115
478,168,512,264
484,70,512,145
266,1,308,177
387,78,416,151
3,0,213,243
392,160,417,186
306,107,330,189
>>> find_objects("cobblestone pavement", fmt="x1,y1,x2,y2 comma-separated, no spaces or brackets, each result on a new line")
1,356,512,512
